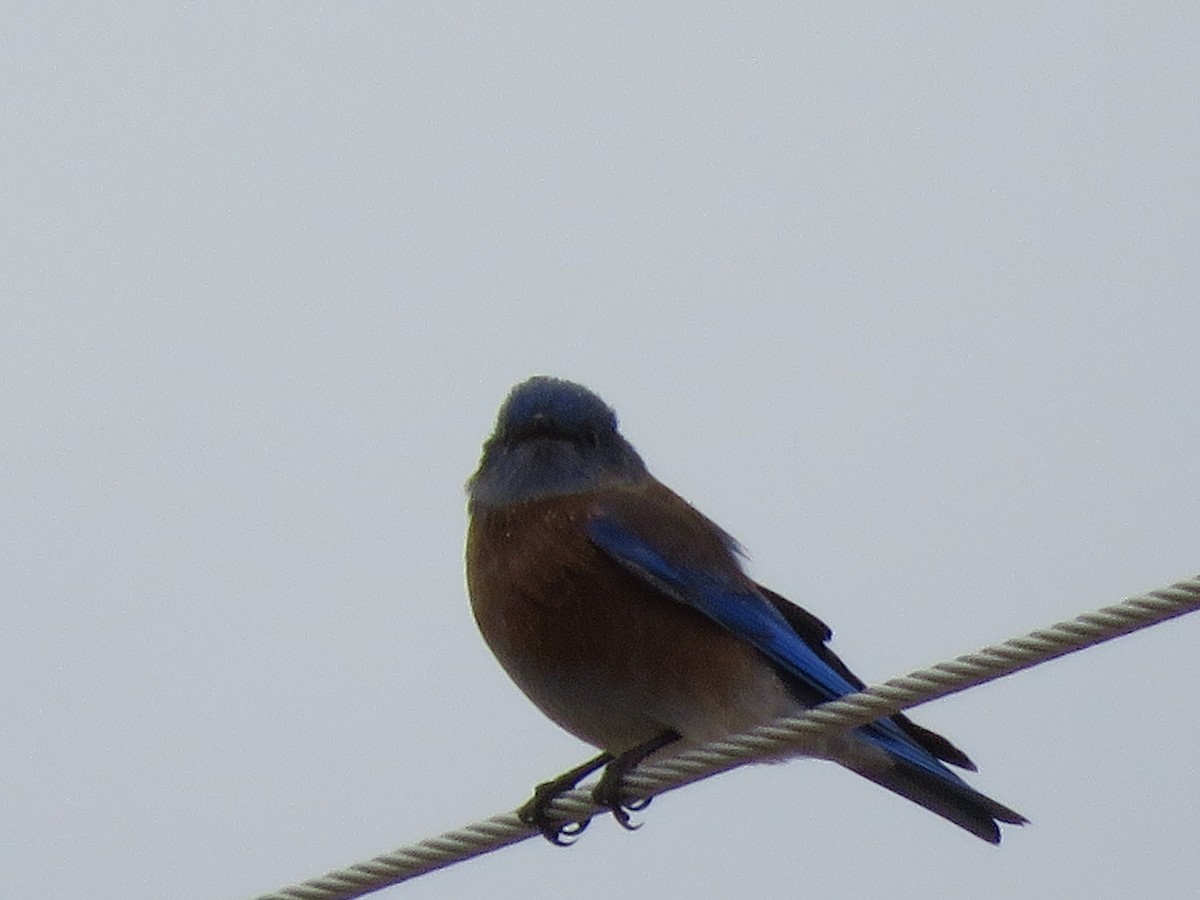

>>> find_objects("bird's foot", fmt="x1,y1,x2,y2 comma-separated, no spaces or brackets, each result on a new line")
592,763,653,831
591,729,679,832
517,752,612,845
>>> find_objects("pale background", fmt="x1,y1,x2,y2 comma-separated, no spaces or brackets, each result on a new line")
4,5,1199,899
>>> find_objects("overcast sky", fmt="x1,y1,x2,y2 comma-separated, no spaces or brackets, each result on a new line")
4,5,1199,899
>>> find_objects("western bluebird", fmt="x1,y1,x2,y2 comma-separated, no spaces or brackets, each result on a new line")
466,376,1024,844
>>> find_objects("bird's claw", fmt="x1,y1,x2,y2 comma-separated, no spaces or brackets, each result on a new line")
592,768,653,832
518,778,592,845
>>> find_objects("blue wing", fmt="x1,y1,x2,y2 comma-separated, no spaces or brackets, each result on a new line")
586,514,973,789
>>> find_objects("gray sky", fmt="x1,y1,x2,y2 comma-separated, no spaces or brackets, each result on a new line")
4,5,1199,899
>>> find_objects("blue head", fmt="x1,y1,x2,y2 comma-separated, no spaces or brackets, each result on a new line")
468,376,649,509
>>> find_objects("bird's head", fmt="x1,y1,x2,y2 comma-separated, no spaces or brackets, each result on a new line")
467,376,648,509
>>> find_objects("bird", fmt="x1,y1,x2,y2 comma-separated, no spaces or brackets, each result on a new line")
465,375,1025,845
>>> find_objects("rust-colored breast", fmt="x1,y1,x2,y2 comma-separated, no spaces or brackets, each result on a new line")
467,492,627,698
466,487,793,752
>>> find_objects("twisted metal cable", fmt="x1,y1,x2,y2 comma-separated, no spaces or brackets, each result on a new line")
253,573,1200,900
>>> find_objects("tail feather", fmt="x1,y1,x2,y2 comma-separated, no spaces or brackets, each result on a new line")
848,756,1027,844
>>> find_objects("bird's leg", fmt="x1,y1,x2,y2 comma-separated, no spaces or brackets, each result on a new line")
518,751,613,845
592,729,680,831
